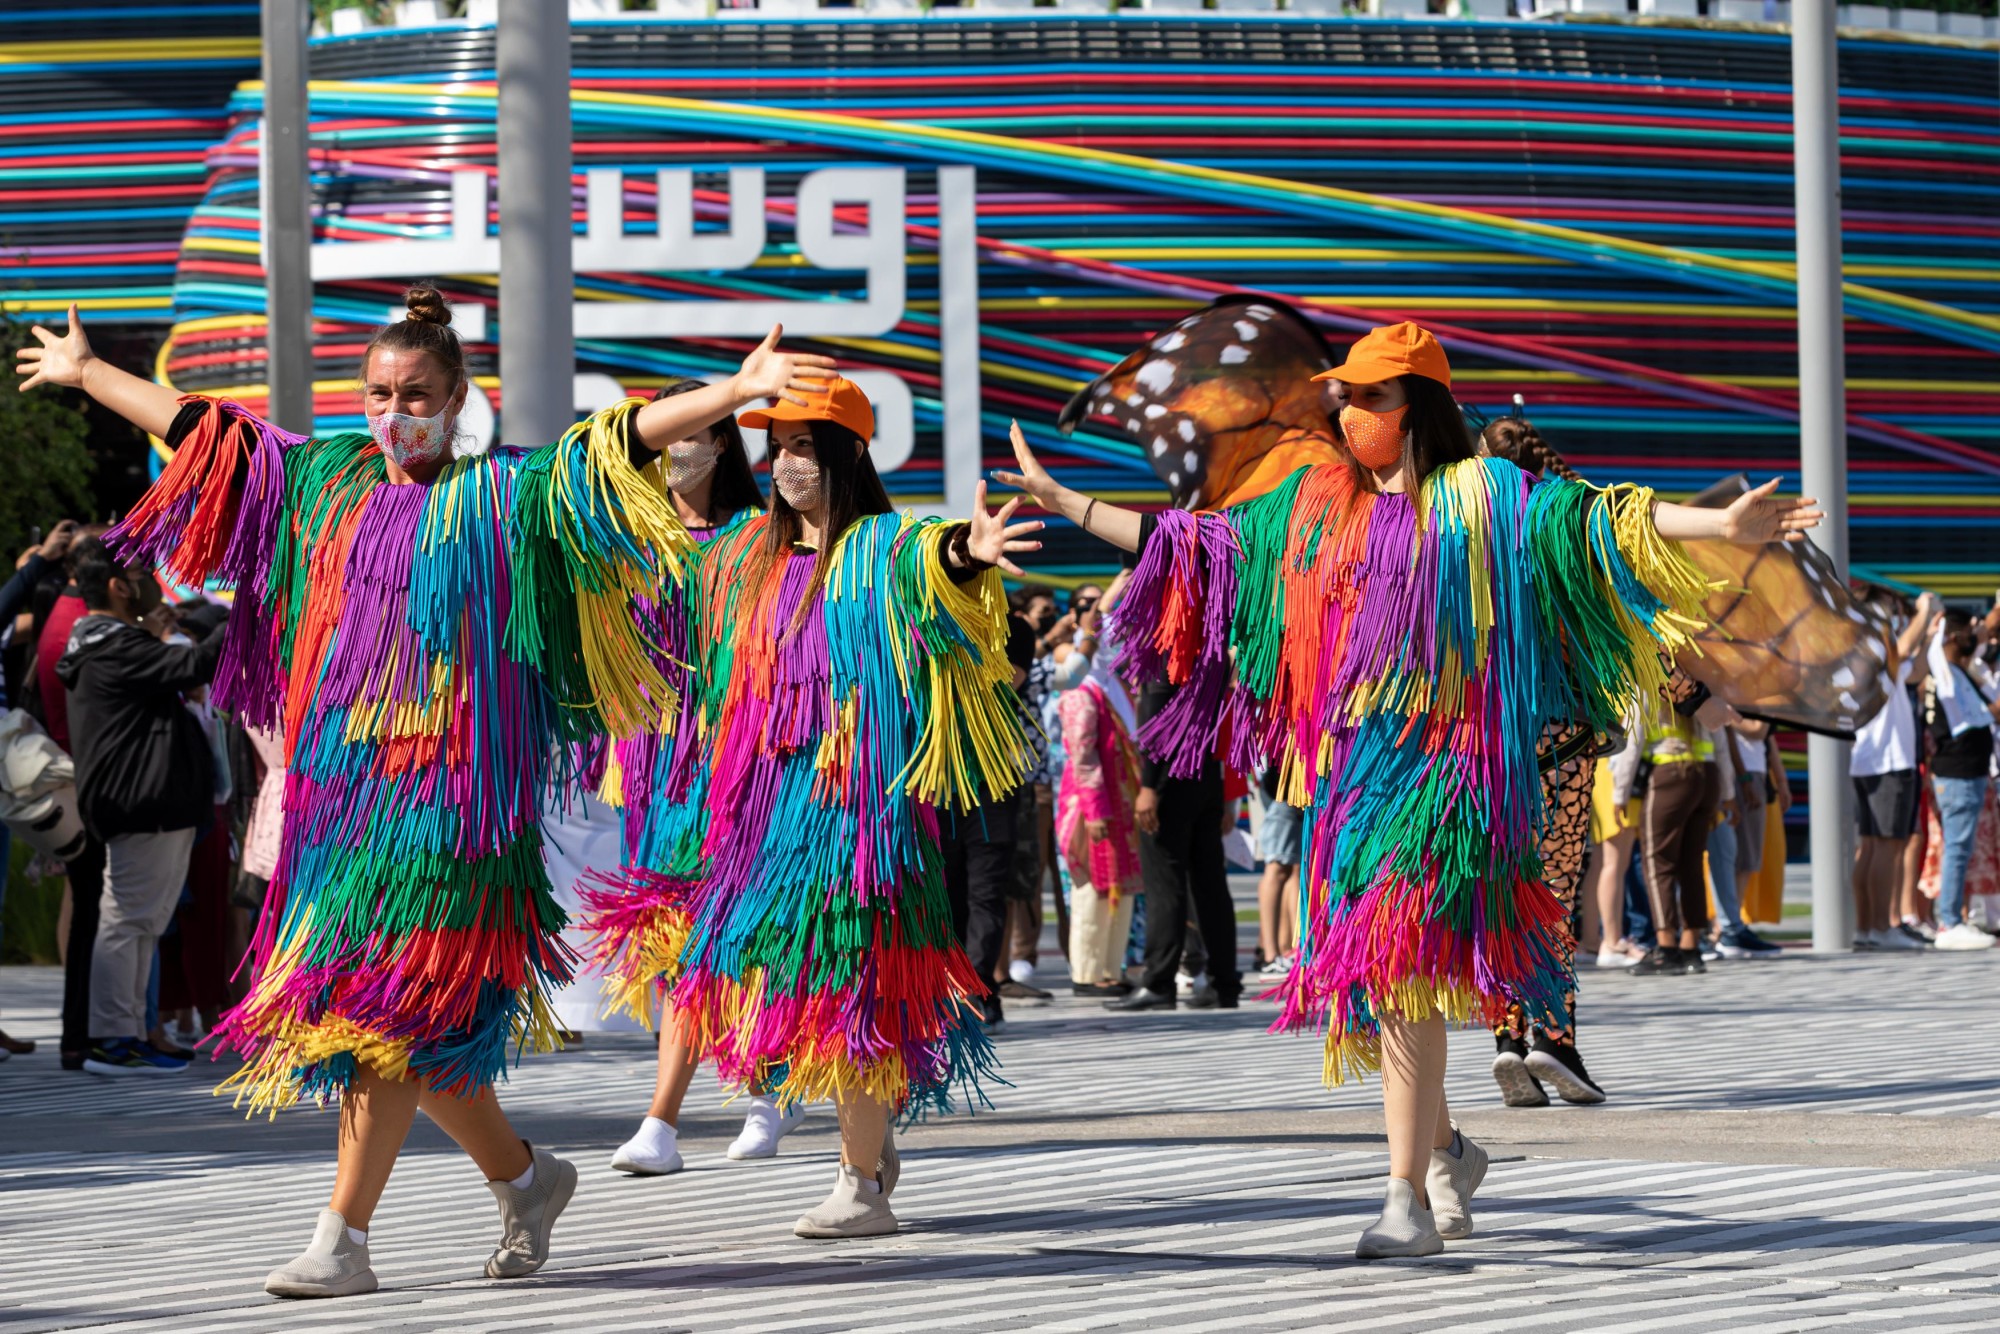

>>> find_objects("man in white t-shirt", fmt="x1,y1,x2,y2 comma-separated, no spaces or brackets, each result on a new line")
1851,593,1938,951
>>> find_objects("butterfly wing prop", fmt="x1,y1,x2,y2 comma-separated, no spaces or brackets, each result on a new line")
1058,295,1341,510
1681,474,1893,739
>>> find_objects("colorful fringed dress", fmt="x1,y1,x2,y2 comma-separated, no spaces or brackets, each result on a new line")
110,396,690,1110
580,506,759,1026
1108,457,1713,1083
662,511,1033,1115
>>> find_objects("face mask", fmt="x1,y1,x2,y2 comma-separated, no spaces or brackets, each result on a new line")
1339,402,1409,472
665,436,720,493
771,450,824,512
369,404,454,472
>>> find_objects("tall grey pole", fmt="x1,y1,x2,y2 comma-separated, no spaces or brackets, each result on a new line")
1792,2,1853,953
260,0,313,434
496,0,575,446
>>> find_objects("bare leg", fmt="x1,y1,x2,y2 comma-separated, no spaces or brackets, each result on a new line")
834,1094,890,1183
1256,860,1286,963
1594,829,1638,953
1853,837,1881,936
418,1084,534,1183
1280,864,1300,956
1379,1012,1448,1208
329,1067,421,1230
648,996,700,1125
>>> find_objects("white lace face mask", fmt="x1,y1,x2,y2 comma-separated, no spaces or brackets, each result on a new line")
664,434,720,493
771,450,824,512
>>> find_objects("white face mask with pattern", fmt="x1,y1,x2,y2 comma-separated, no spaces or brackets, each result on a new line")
664,435,720,493
369,404,455,472
771,450,824,512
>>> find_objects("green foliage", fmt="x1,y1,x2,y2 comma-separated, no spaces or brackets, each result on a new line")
0,316,93,564
1,836,64,966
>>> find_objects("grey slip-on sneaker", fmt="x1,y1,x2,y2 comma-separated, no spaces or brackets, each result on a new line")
264,1208,378,1299
483,1143,578,1279
1426,1129,1490,1241
1355,1177,1445,1260
794,1164,898,1239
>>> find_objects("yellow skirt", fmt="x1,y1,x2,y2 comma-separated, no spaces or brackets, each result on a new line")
1588,759,1640,844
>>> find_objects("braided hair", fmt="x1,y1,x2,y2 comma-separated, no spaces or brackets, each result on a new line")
1479,415,1580,482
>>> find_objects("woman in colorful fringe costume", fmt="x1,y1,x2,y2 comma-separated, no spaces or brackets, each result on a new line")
996,321,1820,1259
587,381,813,1175
601,374,1046,1241
14,292,835,1298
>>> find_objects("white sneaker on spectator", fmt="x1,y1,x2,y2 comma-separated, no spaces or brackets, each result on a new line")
1259,955,1294,981
1873,925,1925,951
610,1116,683,1175
1007,958,1035,985
726,1096,807,1160
1934,923,1996,952
1903,918,1937,942
1176,970,1205,998
1594,946,1641,969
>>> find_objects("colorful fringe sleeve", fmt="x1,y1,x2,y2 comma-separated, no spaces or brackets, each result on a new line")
879,517,1037,811
107,396,305,727
1524,474,1719,732
504,398,696,744
1107,470,1311,779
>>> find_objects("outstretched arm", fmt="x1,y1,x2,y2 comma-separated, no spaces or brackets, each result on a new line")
1653,477,1822,545
993,421,1146,553
16,304,181,438
629,324,836,454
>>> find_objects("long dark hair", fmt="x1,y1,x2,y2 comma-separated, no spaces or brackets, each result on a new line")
1479,415,1581,481
757,417,893,633
653,378,763,522
1399,373,1478,486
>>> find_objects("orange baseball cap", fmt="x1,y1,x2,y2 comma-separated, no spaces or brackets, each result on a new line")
1311,322,1452,388
738,375,875,444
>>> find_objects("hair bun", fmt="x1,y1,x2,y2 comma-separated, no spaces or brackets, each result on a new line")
403,284,452,327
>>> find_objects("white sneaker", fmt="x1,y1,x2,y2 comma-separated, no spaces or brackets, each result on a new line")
1872,924,1925,951
1595,947,1640,969
1903,918,1938,943
1934,923,1996,952
1175,970,1205,998
726,1096,807,1160
1259,955,1295,981
610,1116,684,1175
1007,958,1035,985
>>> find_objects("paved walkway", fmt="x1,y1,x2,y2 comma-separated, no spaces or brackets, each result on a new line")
4,950,1998,1332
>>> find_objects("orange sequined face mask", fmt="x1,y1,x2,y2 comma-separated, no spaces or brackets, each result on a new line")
1338,402,1409,471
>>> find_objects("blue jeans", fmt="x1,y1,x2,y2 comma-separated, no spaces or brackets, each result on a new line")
1934,775,1991,928
1707,818,1742,933
1623,854,1654,943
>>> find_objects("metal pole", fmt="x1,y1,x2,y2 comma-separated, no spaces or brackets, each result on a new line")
495,0,575,447
260,0,313,434
1791,2,1854,953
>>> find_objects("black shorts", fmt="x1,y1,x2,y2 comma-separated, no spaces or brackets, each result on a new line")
1854,769,1919,840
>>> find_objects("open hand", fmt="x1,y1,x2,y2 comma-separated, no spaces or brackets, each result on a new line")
992,420,1065,512
732,324,836,406
37,520,79,561
1720,477,1822,545
16,303,95,392
966,480,1044,577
